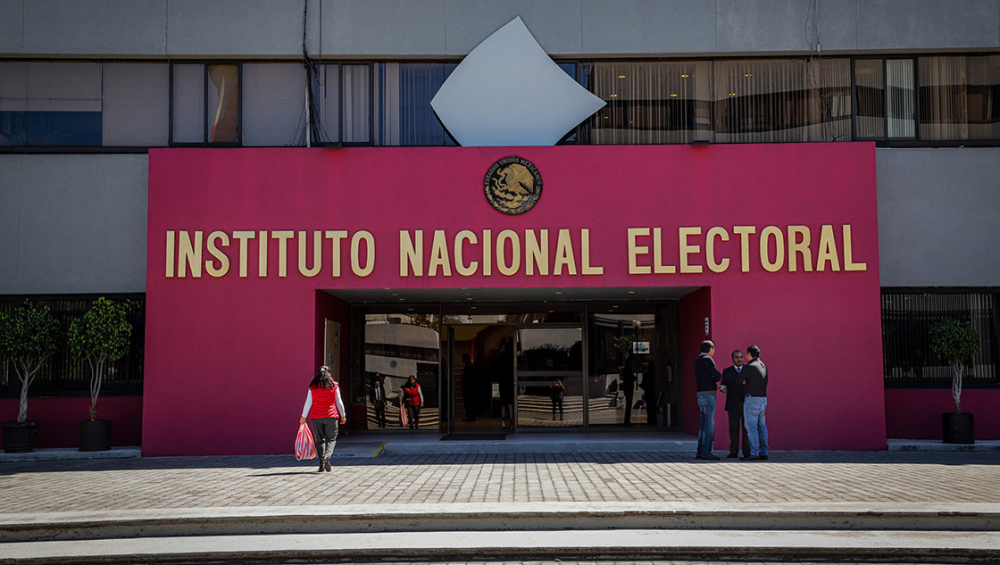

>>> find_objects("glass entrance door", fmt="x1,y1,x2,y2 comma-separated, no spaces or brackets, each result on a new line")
515,327,584,429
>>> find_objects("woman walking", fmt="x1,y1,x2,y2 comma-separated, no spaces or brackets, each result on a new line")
300,366,346,472
400,375,424,429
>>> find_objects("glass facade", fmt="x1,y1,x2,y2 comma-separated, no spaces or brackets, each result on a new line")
2,54,999,148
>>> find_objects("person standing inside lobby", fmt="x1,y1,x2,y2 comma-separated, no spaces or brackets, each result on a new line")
720,350,750,459
742,345,769,460
694,340,722,460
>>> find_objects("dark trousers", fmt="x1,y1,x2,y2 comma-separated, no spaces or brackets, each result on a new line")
405,404,420,429
551,397,563,419
373,405,386,428
311,418,339,464
727,407,750,457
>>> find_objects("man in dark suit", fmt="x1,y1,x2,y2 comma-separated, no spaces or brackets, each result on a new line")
720,350,750,459
741,345,769,460
369,375,387,428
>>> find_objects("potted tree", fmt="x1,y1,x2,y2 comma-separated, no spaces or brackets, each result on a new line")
69,297,132,452
0,301,61,452
929,319,980,444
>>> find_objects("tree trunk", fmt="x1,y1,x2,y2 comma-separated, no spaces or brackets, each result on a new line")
952,361,963,415
17,379,28,423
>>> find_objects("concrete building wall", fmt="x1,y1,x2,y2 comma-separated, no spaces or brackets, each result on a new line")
1,0,998,58
0,155,148,295
876,147,1000,288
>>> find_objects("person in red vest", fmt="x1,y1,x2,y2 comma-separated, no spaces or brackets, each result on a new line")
300,366,346,472
400,374,424,430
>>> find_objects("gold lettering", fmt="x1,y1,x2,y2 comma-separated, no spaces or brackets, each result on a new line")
581,229,603,275
352,231,375,277
454,230,478,277
297,231,322,277
843,225,867,271
678,227,703,274
652,228,676,274
787,226,813,272
271,231,294,278
627,228,651,275
496,229,520,276
759,226,785,272
324,231,348,277
178,231,202,278
733,226,756,273
554,229,577,276
483,229,492,276
258,230,268,277
816,224,841,271
428,230,452,277
525,230,549,276
399,230,423,277
165,231,175,278
706,227,730,273
232,231,255,278
205,231,230,278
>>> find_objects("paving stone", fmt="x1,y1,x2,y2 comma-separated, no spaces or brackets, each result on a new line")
1,451,999,514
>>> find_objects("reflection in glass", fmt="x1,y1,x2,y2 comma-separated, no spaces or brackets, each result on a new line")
364,314,439,430
715,58,852,142
516,328,583,428
588,314,657,426
591,61,713,144
207,64,239,143
855,59,885,138
919,55,1000,141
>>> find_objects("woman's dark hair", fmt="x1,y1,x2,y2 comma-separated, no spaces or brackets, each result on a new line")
403,375,417,388
310,367,335,389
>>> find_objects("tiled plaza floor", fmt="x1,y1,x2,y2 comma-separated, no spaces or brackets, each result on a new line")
2,450,998,513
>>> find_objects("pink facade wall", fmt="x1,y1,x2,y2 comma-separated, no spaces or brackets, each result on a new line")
885,389,1000,440
0,396,142,449
145,144,884,455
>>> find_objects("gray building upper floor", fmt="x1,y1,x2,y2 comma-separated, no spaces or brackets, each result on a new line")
1,0,999,60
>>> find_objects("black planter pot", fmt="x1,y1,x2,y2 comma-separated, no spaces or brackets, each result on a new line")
1,420,39,453
79,419,112,452
942,412,975,444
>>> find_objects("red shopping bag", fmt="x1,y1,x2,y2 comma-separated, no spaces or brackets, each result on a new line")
399,403,408,428
295,422,317,460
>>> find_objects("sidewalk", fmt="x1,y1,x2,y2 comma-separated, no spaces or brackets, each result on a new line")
1,442,999,563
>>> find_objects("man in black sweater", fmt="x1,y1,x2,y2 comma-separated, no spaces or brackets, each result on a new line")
694,340,722,460
741,344,769,460
720,350,750,459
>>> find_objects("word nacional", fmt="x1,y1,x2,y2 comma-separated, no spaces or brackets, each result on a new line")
163,225,866,279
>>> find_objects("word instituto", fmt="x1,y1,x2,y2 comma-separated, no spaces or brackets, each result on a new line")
164,225,867,280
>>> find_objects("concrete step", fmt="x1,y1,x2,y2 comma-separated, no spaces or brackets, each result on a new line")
3,528,999,564
2,502,998,543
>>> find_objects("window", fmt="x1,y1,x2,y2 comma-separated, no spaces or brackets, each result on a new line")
591,61,713,144
242,63,306,146
374,62,457,146
0,297,145,397
342,64,370,144
171,63,240,144
919,55,1000,141
882,291,999,388
855,59,916,139
0,62,168,147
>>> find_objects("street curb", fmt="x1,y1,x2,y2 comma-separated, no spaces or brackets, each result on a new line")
2,529,999,564
2,501,999,543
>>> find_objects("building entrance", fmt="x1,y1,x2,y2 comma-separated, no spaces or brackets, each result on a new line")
356,301,680,434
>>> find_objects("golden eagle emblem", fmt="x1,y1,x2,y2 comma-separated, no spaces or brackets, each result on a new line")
484,157,542,215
